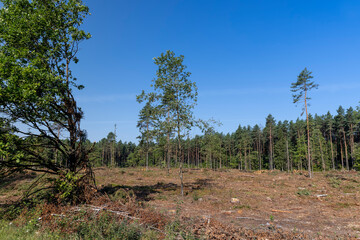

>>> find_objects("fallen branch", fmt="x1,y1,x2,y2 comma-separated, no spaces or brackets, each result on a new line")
239,175,255,178
315,194,328,198
236,217,263,221
270,209,292,213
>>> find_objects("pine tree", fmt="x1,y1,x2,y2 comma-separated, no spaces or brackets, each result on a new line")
291,68,318,178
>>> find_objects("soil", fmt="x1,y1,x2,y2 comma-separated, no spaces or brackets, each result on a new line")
1,168,360,239
94,167,360,239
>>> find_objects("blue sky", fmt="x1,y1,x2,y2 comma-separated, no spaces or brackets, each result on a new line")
72,0,360,142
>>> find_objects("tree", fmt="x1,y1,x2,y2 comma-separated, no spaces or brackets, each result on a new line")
107,131,116,167
335,106,349,170
291,68,318,178
141,50,198,196
136,92,157,171
325,111,335,170
265,114,276,170
252,124,263,170
0,0,92,202
346,107,357,167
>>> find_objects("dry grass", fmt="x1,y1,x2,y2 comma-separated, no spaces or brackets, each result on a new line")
94,167,360,239
1,168,360,239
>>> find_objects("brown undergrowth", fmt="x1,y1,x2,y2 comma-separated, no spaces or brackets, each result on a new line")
1,168,360,239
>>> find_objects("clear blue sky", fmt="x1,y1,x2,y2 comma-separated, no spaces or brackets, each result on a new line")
72,0,360,143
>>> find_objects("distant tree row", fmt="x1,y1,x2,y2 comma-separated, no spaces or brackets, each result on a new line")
88,104,360,172
88,132,136,168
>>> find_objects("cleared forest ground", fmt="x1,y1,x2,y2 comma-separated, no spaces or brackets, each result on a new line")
95,167,360,239
1,168,360,239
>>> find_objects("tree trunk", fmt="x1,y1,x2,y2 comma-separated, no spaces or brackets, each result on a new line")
258,133,262,170
350,124,354,168
244,146,248,170
146,122,149,171
319,137,325,171
178,131,183,196
187,145,190,168
269,126,273,170
248,148,251,170
343,129,349,170
304,89,312,178
166,110,171,174
286,138,290,172
329,128,335,170
340,142,344,170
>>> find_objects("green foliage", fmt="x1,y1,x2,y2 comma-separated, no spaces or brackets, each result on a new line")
0,220,60,240
290,68,318,109
75,212,142,240
0,0,94,201
329,177,341,188
233,205,251,210
353,143,360,171
0,210,153,240
109,188,135,203
52,172,81,201
192,191,200,201
297,189,311,196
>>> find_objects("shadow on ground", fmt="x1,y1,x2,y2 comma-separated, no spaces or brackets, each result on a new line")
100,178,216,201
0,172,37,190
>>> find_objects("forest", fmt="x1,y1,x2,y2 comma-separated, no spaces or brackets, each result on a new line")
92,105,360,173
1,0,360,239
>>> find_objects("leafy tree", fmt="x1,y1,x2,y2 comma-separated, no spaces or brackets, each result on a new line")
291,68,318,178
0,0,92,202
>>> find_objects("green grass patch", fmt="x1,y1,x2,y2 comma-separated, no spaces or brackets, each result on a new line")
233,204,251,210
296,189,311,196
329,177,341,188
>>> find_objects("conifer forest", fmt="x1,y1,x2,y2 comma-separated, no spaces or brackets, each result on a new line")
1,0,360,239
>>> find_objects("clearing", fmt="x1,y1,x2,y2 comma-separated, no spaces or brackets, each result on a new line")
1,168,360,239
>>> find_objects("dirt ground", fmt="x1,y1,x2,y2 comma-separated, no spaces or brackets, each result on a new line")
1,168,359,239
94,167,360,239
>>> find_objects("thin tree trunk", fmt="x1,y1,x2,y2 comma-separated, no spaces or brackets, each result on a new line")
343,129,349,170
146,122,149,171
340,142,344,170
269,126,273,170
248,148,251,170
238,151,242,170
167,110,171,174
258,133,262,170
304,89,312,178
350,124,355,166
244,146,248,170
350,124,354,168
286,138,290,172
330,128,335,170
319,137,325,171
187,145,190,168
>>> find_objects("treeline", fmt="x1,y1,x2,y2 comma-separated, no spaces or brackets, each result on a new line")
4,105,358,172
89,105,360,171
88,132,136,167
